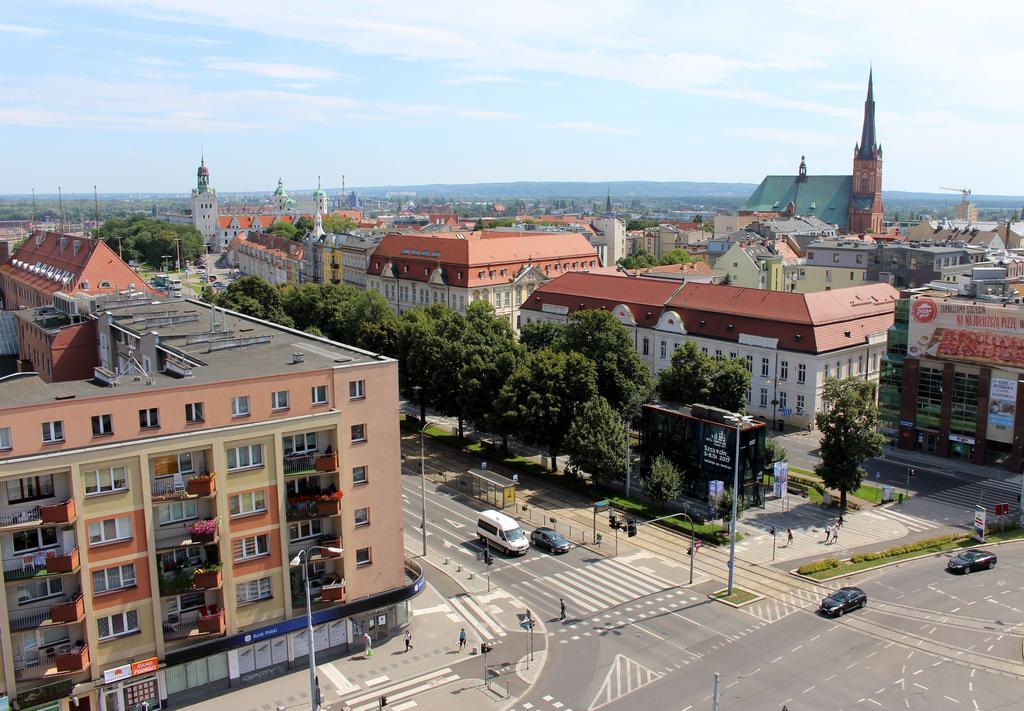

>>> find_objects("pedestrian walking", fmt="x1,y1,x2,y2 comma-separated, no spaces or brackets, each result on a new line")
831,526,839,544
559,598,566,621
823,522,832,544
786,528,794,547
363,631,373,658
458,627,467,651
837,513,844,528
404,630,412,653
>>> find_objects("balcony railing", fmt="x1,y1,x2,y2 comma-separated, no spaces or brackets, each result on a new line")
40,499,76,524
4,548,80,582
8,593,84,631
14,642,88,679
284,452,338,476
155,522,218,550
0,503,43,529
286,500,320,521
152,474,216,500
163,607,225,640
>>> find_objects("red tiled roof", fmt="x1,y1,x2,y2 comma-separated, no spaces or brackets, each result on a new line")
218,216,232,229
666,282,897,354
231,231,303,260
521,271,681,328
236,216,254,229
0,231,159,303
367,231,599,287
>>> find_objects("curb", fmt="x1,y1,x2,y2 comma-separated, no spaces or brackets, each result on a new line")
708,588,764,608
791,534,1024,582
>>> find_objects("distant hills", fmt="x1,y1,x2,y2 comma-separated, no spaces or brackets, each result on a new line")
352,181,756,200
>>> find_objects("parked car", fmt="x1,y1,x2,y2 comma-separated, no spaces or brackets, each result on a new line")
211,282,227,291
530,527,571,554
947,549,997,574
819,587,867,616
208,275,218,282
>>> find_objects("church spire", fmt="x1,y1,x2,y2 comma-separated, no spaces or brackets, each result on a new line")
605,187,612,213
857,69,878,160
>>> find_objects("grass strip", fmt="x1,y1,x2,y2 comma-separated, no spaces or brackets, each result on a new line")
712,588,758,605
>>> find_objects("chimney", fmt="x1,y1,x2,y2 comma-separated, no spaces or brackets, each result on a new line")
0,240,9,264
72,240,81,256
59,237,68,252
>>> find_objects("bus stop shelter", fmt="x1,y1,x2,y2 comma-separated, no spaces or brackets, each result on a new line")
456,468,517,509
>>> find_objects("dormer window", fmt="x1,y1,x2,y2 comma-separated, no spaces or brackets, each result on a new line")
457,271,463,280
99,280,111,289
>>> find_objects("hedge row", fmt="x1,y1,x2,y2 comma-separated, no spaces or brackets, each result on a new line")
797,558,841,574
848,534,960,563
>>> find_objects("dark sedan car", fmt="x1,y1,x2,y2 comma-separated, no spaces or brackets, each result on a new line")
947,549,997,574
820,587,867,617
530,527,571,554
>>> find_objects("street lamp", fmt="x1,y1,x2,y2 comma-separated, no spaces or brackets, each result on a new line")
412,386,427,557
290,546,343,711
724,412,754,596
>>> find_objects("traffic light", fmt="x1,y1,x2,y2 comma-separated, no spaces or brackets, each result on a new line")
769,526,776,536
908,468,916,477
481,642,493,654
626,518,638,537
483,549,492,566
379,695,388,708
609,512,618,530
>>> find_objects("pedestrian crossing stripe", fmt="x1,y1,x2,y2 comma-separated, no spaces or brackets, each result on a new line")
861,508,936,532
588,654,663,710
341,667,459,711
447,594,508,639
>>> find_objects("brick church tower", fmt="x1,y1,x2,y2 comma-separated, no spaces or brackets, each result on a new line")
848,70,884,234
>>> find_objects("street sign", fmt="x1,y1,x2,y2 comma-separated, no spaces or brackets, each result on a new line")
779,407,792,416
995,503,1009,516
974,505,986,542
593,500,610,511
512,474,519,485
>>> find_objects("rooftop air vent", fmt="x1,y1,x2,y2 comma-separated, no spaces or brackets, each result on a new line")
292,352,305,364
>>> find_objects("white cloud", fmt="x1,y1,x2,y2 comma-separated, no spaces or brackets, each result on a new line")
441,75,522,85
0,23,51,36
205,60,340,80
545,121,630,135
454,109,523,120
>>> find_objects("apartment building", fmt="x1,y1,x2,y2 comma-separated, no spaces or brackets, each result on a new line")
227,231,304,286
0,296,412,711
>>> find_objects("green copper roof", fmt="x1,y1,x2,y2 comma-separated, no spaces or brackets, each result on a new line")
743,174,851,229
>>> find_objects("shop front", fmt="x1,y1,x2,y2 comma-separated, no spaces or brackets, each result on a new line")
97,658,161,711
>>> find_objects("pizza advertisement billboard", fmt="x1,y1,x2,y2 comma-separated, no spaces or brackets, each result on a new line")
906,296,1024,368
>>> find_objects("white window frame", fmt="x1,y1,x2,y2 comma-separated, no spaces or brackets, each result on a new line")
779,361,789,380
41,420,64,443
229,491,267,518
158,500,198,524
272,390,289,411
351,424,366,443
355,547,372,567
236,577,272,605
349,380,365,400
0,426,10,450
288,518,322,541
797,363,807,384
797,394,806,412
185,402,204,423
354,507,370,527
83,466,128,496
139,407,160,429
761,358,770,377
235,534,270,561
91,414,113,436
283,432,317,455
89,516,133,545
232,396,250,417
227,444,264,471
759,387,768,408
352,465,368,485
312,385,328,406
97,609,140,641
92,563,136,594
17,577,64,604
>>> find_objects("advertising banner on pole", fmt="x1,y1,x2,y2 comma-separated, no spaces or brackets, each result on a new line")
773,461,789,498
974,505,986,542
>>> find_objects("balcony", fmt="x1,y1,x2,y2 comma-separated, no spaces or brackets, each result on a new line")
155,521,219,551
158,564,222,597
40,499,76,525
163,606,225,640
286,495,342,522
8,594,85,631
151,473,216,501
283,451,338,477
0,499,75,531
14,642,88,680
4,548,80,582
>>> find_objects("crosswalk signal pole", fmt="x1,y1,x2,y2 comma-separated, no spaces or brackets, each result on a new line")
712,672,721,711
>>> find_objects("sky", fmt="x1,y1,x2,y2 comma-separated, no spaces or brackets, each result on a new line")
2,1,1024,196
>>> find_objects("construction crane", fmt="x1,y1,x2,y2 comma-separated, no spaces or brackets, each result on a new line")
940,186,972,200
940,186,975,221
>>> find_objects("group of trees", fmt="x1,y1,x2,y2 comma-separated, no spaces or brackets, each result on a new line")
617,248,698,270
266,214,357,242
657,342,751,413
96,216,204,269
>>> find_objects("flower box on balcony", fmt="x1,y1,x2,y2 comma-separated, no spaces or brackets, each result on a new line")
321,583,345,602
46,548,79,574
51,595,85,623
315,453,338,472
40,499,75,525
187,519,218,543
317,499,341,517
56,645,88,673
193,570,222,589
198,611,225,634
186,475,215,497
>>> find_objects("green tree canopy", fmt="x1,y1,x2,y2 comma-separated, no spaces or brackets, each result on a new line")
715,487,744,524
617,250,658,270
658,342,750,412
814,377,885,511
266,221,299,241
323,214,357,233
519,321,566,352
564,396,628,485
210,275,292,326
95,215,204,268
293,216,314,233
642,454,683,504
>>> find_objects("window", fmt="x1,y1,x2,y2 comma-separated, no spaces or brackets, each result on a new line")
796,394,805,412
779,361,789,380
89,516,132,545
272,390,289,411
659,340,667,359
779,391,788,409
17,577,64,604
354,507,370,527
351,424,366,443
91,414,113,436
761,357,770,377
185,402,204,423
312,385,328,405
352,465,368,485
93,564,136,594
235,534,270,561
289,519,322,541
230,491,267,517
83,466,128,496
41,420,64,443
139,408,159,429
0,426,9,450
642,338,649,356
158,500,197,524
759,388,768,408
745,355,753,373
13,527,58,553
356,547,372,566
797,364,807,384
6,474,53,504
97,610,140,640
236,577,272,605
153,452,193,477
227,444,263,471
232,396,250,417
282,433,316,455
349,380,365,399
824,364,830,378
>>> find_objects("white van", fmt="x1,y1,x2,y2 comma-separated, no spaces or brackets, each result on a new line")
476,510,529,556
